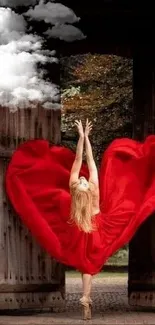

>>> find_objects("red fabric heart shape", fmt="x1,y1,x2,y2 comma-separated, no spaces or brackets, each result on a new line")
5,136,155,274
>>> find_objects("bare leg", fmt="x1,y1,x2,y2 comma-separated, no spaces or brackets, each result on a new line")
80,273,92,320
82,273,92,299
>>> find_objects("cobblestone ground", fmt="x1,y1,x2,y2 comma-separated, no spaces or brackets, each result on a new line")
0,274,155,324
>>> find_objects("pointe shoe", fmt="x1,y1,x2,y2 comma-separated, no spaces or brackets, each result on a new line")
79,296,92,320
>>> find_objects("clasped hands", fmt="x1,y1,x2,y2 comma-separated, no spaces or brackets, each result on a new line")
74,119,92,138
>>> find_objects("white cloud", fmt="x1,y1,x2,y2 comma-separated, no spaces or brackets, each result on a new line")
25,1,80,25
45,24,86,42
0,8,59,111
0,7,26,44
25,1,86,43
0,0,37,7
0,2,85,110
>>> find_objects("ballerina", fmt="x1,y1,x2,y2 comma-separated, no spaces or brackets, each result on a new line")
6,118,155,320
69,119,99,319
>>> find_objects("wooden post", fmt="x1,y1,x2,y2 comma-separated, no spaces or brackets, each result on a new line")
128,43,155,307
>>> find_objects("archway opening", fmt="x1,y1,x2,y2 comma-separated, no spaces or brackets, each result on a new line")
60,52,133,283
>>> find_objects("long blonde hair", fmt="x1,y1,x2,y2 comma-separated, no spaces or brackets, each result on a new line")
70,182,95,233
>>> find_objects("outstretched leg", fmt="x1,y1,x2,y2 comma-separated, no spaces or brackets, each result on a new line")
80,273,92,320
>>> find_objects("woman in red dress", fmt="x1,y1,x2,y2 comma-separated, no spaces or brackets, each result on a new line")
6,117,155,320
69,119,100,319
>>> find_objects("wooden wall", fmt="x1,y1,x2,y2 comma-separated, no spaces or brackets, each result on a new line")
0,106,65,311
128,44,155,308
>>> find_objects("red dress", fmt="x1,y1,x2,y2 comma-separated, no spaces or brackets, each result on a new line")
5,135,155,275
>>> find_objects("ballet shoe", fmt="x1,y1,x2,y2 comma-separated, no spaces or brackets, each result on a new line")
79,296,92,320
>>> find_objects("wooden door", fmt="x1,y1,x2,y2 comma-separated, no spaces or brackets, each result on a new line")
128,43,155,307
0,106,65,311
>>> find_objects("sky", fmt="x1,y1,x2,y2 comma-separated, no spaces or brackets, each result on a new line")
0,0,85,111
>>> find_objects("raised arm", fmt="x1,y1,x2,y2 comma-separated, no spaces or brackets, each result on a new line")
69,120,84,187
85,119,99,186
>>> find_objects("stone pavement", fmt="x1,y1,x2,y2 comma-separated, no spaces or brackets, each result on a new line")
0,274,155,324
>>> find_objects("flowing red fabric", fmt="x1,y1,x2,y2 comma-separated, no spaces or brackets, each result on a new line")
5,135,155,274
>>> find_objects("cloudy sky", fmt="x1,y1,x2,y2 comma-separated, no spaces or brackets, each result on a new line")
0,0,85,111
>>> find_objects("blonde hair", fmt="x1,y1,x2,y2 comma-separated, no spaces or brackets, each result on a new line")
70,182,95,233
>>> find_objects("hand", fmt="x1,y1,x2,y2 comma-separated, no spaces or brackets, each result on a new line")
85,118,92,137
74,120,84,138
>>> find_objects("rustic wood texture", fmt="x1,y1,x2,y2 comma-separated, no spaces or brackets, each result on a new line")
128,44,155,308
0,106,65,311
0,106,61,149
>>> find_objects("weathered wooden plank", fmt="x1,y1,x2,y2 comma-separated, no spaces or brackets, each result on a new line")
53,110,61,144
0,159,5,283
0,104,63,310
25,228,30,283
0,149,14,158
2,161,9,283
0,291,65,310
12,213,18,283
0,282,60,293
0,107,61,148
